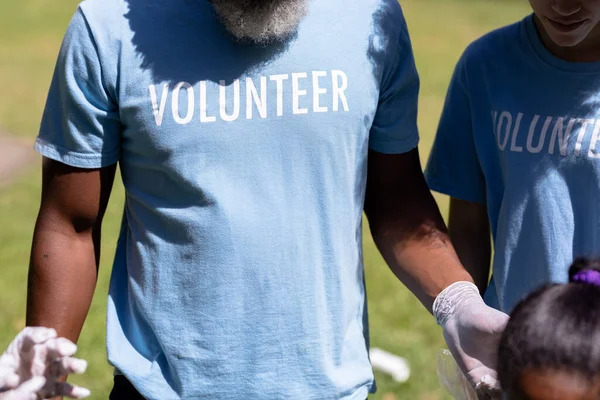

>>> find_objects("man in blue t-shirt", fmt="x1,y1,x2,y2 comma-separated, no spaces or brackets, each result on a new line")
426,1,600,314
26,0,508,398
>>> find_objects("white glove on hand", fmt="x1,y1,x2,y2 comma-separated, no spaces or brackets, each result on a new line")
0,327,90,399
433,282,509,399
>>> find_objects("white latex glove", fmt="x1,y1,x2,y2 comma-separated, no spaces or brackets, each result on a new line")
433,282,509,400
0,327,90,399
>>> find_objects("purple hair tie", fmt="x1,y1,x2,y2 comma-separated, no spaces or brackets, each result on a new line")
572,269,600,287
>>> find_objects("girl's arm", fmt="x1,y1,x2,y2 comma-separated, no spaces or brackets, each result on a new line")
448,197,491,295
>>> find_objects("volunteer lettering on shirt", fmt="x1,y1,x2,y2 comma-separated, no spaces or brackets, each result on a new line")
492,111,600,158
149,70,350,126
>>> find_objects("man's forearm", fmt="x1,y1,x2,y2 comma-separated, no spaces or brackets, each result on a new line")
366,193,472,313
27,226,99,343
368,219,472,312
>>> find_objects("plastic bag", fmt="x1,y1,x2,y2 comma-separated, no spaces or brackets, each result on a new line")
436,349,478,400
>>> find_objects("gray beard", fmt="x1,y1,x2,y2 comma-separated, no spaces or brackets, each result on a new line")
211,0,309,45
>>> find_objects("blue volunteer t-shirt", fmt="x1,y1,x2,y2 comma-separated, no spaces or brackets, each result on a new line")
425,15,600,314
36,0,420,398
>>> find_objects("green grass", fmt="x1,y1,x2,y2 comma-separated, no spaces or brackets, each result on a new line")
0,0,529,398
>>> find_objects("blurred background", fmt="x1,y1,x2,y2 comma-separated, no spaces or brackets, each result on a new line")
0,0,528,398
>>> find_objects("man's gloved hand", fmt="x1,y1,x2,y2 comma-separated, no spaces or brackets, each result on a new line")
433,282,509,400
0,327,90,399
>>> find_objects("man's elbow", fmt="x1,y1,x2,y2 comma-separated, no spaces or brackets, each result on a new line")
364,197,405,244
36,203,103,240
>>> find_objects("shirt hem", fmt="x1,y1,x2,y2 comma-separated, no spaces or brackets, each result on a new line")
34,137,119,168
369,134,419,155
425,175,486,205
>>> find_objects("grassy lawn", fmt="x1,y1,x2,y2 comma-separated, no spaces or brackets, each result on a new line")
0,0,529,399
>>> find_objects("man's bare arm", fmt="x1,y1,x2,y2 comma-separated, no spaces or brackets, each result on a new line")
448,198,491,295
364,149,472,312
26,158,117,343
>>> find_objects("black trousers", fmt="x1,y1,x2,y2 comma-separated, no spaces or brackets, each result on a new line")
109,375,369,399
109,376,146,400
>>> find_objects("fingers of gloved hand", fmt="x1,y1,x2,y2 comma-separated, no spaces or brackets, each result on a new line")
464,364,498,388
44,338,78,360
0,372,20,391
0,354,17,371
1,374,20,391
42,381,90,399
12,328,57,354
0,352,18,369
0,390,37,400
0,356,20,390
0,376,47,400
22,328,57,348
48,357,88,378
476,375,502,400
14,376,46,395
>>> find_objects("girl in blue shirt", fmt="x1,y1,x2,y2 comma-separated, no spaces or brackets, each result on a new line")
426,0,600,313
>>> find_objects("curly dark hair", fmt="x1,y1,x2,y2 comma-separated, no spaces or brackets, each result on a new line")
498,258,600,393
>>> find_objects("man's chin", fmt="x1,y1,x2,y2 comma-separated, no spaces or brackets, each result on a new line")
230,29,298,46
212,0,308,45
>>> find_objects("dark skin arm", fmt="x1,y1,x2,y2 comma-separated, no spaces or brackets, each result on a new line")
448,198,491,296
27,157,116,342
364,149,473,312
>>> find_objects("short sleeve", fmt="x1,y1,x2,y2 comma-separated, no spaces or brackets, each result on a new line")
369,20,420,154
35,6,121,168
424,54,486,204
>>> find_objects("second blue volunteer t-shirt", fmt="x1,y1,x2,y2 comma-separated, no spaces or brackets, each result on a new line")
426,15,600,313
